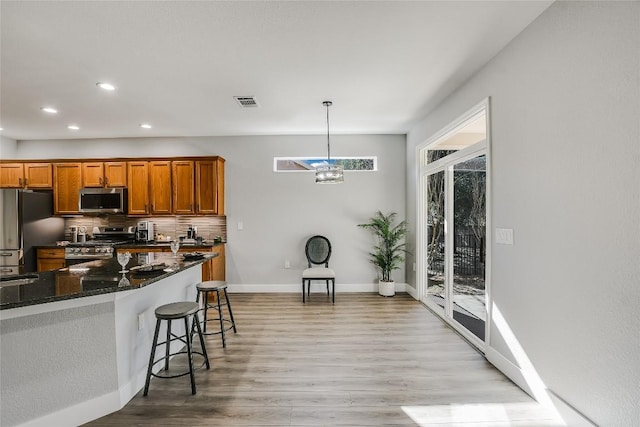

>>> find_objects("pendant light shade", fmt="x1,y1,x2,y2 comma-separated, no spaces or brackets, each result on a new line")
316,101,344,184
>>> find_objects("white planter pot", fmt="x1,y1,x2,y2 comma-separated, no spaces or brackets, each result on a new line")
378,280,395,297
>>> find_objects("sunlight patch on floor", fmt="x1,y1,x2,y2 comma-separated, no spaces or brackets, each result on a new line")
402,402,564,426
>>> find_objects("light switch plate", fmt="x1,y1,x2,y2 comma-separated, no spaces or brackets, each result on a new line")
495,228,514,245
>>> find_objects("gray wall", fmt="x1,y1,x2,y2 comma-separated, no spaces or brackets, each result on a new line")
15,134,406,287
406,2,639,426
0,136,18,158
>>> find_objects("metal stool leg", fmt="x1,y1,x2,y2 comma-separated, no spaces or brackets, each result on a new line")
216,289,227,348
223,289,237,333
143,319,162,396
302,279,306,303
184,316,196,394
191,313,210,369
164,319,172,370
202,290,209,333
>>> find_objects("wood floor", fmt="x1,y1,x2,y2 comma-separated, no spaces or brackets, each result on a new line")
86,293,561,426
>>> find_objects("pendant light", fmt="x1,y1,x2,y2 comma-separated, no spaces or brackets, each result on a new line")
315,100,344,184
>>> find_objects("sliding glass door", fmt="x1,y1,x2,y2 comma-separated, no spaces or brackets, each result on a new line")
418,100,489,348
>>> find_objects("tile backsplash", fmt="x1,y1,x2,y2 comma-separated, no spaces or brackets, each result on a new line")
64,216,226,242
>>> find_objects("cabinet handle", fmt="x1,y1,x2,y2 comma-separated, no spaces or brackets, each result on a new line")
0,268,12,273
24,178,28,186
18,178,23,186
104,177,109,186
1,252,13,257
151,204,154,211
99,177,103,185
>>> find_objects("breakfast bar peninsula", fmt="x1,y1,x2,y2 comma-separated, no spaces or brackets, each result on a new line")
0,252,216,427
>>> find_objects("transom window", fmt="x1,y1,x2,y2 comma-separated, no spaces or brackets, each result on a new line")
274,156,377,172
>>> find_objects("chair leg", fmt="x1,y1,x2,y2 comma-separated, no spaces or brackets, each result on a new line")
302,279,306,303
332,279,335,303
143,319,162,396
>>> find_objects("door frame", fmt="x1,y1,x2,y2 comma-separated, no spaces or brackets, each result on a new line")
416,97,492,352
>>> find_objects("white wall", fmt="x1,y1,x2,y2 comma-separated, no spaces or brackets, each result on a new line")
15,134,406,288
407,2,639,426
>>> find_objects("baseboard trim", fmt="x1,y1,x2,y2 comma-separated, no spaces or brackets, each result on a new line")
485,347,596,426
226,283,408,293
17,390,121,427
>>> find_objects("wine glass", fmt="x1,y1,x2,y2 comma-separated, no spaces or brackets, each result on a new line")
117,251,131,273
170,240,180,258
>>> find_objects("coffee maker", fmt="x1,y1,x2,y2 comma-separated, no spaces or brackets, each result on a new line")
136,221,154,242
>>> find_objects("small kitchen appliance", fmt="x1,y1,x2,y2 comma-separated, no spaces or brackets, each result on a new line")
136,221,154,242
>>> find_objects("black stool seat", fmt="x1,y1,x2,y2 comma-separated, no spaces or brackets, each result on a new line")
195,280,237,348
155,301,199,319
143,300,209,396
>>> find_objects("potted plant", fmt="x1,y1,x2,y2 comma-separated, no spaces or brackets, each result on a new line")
358,211,408,297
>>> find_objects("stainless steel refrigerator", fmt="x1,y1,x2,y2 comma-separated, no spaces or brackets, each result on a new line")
0,190,65,275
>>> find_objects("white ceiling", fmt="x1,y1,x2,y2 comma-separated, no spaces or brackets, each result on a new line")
0,1,552,141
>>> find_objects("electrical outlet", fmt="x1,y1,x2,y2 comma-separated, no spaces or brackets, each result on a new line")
284,260,291,269
412,262,416,272
495,228,514,245
138,313,145,330
237,221,243,231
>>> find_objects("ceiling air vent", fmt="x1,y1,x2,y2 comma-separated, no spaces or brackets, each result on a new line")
234,96,259,108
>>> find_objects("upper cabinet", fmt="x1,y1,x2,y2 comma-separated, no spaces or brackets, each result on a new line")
195,158,224,215
3,156,225,216
172,161,195,214
149,161,172,215
53,163,82,214
127,161,149,215
82,161,127,188
0,162,53,189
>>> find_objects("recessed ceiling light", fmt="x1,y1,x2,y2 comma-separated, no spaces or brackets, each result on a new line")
96,82,116,91
140,123,152,129
67,125,80,130
41,106,58,114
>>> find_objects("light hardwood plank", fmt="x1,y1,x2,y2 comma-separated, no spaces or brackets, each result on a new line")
85,293,560,426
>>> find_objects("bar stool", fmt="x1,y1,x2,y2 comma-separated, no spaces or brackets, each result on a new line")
195,281,237,348
143,301,209,396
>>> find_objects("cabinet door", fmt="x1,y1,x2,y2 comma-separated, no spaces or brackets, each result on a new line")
24,163,53,188
195,160,221,214
127,161,149,215
53,163,83,214
149,161,172,214
172,161,195,214
0,163,24,188
82,162,104,187
104,162,127,187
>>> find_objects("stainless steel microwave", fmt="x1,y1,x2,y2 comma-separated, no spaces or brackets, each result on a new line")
79,188,127,214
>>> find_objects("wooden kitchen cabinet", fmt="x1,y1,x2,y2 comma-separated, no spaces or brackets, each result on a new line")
37,248,66,272
172,161,195,214
82,161,127,187
53,163,82,214
195,158,224,215
0,162,52,189
149,161,172,215
127,161,149,215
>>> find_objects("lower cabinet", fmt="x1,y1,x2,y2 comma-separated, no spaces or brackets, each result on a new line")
36,248,66,272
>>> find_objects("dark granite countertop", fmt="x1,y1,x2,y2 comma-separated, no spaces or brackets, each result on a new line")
118,241,225,249
0,252,216,310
